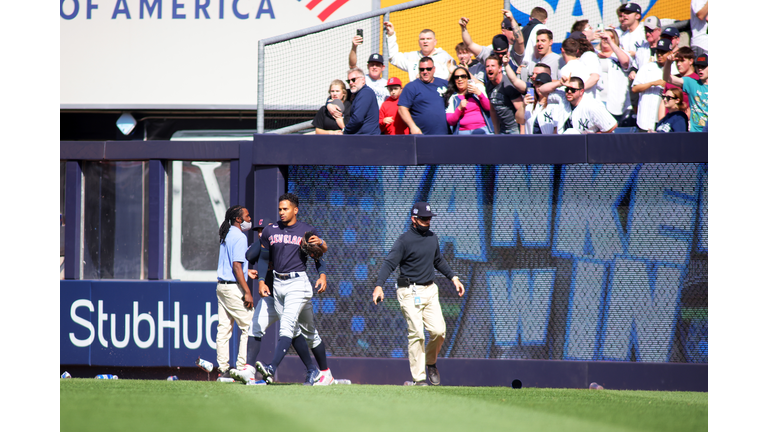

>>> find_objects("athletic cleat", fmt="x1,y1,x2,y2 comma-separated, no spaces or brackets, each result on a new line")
229,364,256,384
246,378,267,386
218,368,233,379
304,368,320,386
404,380,429,386
315,369,334,386
255,361,274,384
426,364,440,386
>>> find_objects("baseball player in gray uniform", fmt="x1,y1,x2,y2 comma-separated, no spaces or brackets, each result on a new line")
253,193,335,385
229,218,327,385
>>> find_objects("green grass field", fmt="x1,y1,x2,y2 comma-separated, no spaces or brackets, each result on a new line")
60,379,707,432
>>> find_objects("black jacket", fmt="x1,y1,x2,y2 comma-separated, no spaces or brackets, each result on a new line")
375,225,455,287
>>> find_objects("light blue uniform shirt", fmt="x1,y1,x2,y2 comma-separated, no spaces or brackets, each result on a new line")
217,226,248,282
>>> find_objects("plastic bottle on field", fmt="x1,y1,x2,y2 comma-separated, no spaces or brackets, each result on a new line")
333,379,352,385
196,357,214,373
95,374,118,379
167,376,179,381
61,371,72,379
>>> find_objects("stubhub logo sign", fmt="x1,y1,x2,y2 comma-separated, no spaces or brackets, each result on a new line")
60,280,237,367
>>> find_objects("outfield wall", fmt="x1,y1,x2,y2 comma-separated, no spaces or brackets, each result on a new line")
60,132,707,390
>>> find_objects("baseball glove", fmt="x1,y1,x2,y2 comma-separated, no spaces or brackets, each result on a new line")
300,232,324,260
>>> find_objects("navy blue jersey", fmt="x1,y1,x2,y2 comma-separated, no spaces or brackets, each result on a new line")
259,221,318,273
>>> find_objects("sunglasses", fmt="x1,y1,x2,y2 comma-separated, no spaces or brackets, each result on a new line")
419,67,433,71
346,77,361,84
661,95,678,101
416,216,432,222
454,74,469,79
564,86,582,93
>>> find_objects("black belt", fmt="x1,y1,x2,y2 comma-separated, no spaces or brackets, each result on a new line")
417,280,433,286
273,271,303,281
218,280,237,284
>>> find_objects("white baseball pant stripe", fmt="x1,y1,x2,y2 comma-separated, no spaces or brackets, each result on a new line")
272,272,322,348
248,295,322,348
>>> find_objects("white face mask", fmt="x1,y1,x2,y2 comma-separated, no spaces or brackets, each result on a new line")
240,220,252,232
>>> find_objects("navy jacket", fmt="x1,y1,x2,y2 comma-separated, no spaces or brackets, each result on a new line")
344,85,382,135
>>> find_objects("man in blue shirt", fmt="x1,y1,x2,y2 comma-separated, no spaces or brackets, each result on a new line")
398,57,450,135
343,67,381,135
215,205,255,378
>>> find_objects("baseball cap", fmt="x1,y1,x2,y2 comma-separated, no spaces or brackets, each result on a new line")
568,31,586,40
386,77,402,87
501,17,513,30
655,39,672,52
693,53,708,67
368,53,384,64
661,27,680,38
411,202,434,218
619,2,642,14
255,218,269,229
643,16,660,30
534,72,552,84
492,34,509,52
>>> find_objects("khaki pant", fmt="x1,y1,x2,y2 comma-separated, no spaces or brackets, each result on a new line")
396,283,446,382
216,283,254,373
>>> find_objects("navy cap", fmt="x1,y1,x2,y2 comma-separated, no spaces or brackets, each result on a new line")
368,53,384,64
661,27,680,38
501,17,513,30
534,72,552,84
492,34,509,52
411,202,434,217
255,218,269,229
619,2,642,14
569,31,586,40
656,39,673,52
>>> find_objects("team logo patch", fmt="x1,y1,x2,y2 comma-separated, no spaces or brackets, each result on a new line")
426,205,431,211
259,219,263,225
413,208,418,214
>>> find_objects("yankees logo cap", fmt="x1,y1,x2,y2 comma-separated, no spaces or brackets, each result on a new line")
619,2,641,14
661,27,680,38
492,34,509,52
411,202,434,217
368,53,384,64
643,16,660,30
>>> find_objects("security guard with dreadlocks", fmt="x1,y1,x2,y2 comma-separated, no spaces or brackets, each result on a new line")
215,205,255,378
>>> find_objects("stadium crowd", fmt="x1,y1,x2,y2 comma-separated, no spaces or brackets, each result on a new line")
312,2,708,136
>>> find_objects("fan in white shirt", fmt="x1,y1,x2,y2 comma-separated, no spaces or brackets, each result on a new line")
617,2,646,59
560,76,617,134
596,28,632,119
559,37,601,101
690,0,708,54
631,39,674,132
383,22,454,81
522,68,562,135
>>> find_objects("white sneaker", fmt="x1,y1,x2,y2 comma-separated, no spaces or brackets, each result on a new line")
315,369,334,386
246,378,267,386
229,365,256,384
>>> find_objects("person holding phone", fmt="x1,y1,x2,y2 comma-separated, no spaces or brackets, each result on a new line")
349,29,389,108
523,72,560,134
443,67,493,134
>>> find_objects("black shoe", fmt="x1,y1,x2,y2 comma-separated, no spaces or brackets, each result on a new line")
427,364,440,386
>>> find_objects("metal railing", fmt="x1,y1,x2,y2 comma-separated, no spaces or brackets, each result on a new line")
256,0,441,134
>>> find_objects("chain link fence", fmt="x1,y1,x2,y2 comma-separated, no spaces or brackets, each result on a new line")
286,163,707,363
